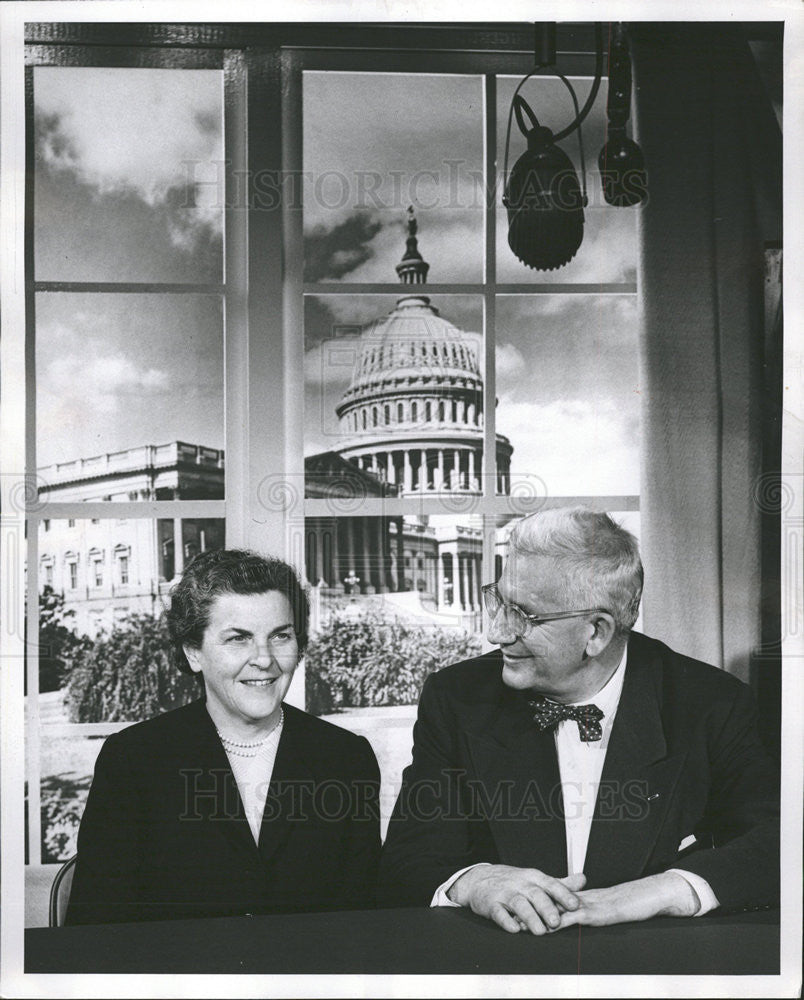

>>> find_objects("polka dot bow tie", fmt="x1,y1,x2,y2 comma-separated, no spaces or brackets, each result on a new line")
527,696,604,742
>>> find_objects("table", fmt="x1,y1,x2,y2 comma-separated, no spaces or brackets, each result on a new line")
26,907,779,975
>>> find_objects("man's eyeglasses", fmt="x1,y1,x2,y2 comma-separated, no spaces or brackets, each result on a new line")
481,583,610,639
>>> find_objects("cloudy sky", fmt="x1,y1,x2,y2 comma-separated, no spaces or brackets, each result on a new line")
34,67,223,283
303,72,485,283
36,293,223,467
496,295,639,495
34,67,224,467
34,64,639,495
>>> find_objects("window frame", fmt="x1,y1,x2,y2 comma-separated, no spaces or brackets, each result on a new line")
21,23,639,869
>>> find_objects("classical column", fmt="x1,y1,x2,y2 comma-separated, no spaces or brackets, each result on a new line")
419,450,428,492
427,553,437,596
395,517,405,590
461,556,472,611
370,453,379,475
331,521,343,592
437,552,447,608
468,450,476,491
464,552,473,608
403,450,413,493
377,520,389,593
452,450,461,490
362,518,375,594
436,449,444,491
343,518,355,589
444,550,456,605
173,518,184,577
315,523,325,584
373,520,385,592
464,555,473,612
387,451,395,484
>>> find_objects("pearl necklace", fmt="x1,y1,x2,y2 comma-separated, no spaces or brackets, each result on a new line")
217,709,284,758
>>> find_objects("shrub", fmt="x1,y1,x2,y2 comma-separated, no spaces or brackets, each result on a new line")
67,613,200,723
38,586,91,694
305,610,481,714
40,773,93,863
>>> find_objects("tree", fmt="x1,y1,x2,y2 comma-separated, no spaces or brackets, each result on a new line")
67,612,200,723
38,586,90,694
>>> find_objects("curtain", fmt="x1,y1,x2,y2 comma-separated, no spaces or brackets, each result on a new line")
630,24,782,680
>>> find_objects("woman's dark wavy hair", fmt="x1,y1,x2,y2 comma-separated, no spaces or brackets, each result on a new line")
165,548,310,675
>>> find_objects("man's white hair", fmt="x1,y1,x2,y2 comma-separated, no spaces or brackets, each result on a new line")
508,506,643,633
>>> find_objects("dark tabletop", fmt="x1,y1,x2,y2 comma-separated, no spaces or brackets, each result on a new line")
26,907,780,975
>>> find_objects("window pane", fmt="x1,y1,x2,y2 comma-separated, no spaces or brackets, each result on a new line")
495,295,640,496
304,511,484,831
36,516,224,713
36,293,224,492
303,72,484,283
34,67,223,284
496,76,637,283
305,294,484,497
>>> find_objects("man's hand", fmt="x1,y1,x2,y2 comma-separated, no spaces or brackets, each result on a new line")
556,872,701,929
447,865,587,935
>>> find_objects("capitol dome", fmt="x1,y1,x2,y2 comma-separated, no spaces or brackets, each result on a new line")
334,208,512,496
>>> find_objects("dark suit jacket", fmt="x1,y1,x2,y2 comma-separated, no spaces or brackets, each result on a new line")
66,699,381,925
378,632,779,913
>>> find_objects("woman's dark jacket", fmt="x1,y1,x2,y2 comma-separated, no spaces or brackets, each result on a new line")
66,699,381,925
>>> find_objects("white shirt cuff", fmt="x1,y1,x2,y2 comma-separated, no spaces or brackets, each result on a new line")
430,863,491,907
667,868,720,916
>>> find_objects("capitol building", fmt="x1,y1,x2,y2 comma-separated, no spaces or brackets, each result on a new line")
316,208,512,498
37,212,514,635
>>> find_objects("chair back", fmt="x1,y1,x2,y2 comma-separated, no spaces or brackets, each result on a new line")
48,855,77,927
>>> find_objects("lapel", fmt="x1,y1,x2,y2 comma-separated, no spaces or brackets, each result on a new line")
257,705,315,864
582,635,688,887
176,699,258,856
466,682,568,877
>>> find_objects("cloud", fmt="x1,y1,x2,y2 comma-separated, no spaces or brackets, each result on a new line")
304,212,384,281
499,396,640,496
45,354,169,415
496,294,639,363
496,343,526,379
304,339,360,387
34,68,223,246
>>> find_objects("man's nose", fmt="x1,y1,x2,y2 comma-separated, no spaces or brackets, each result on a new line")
487,608,516,646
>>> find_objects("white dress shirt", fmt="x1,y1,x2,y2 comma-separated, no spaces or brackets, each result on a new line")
432,646,719,914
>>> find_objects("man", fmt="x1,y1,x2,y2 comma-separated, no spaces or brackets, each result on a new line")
378,508,779,934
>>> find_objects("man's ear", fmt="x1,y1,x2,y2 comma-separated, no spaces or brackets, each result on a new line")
585,613,617,657
183,644,201,674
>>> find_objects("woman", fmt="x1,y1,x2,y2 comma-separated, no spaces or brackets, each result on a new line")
66,549,381,925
